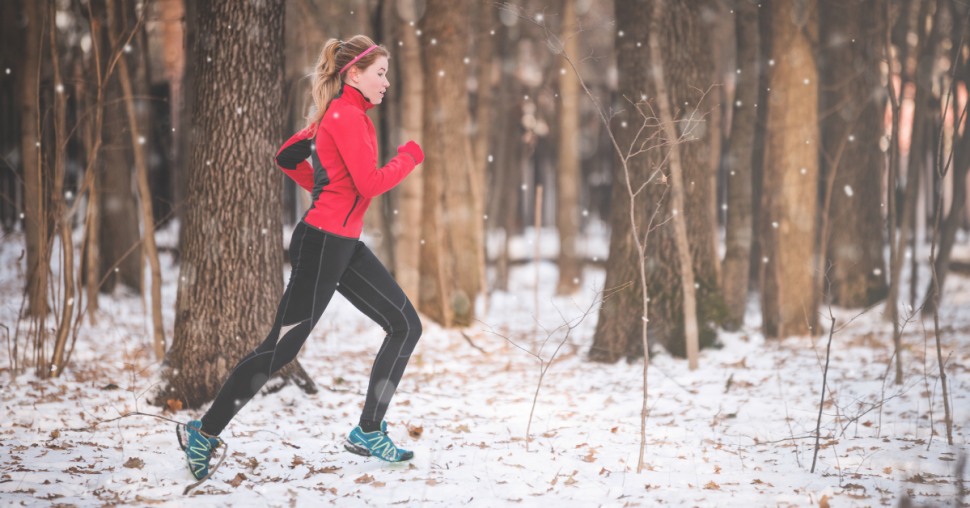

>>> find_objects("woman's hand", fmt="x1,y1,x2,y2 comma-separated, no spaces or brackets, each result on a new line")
397,140,424,165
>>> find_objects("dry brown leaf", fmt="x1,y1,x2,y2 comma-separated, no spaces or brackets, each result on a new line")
290,456,305,468
819,494,831,508
123,457,145,470
407,423,423,439
564,476,578,486
355,474,374,484
228,473,247,488
703,481,720,490
610,427,618,434
372,481,386,487
49,430,60,439
883,467,892,475
425,478,440,486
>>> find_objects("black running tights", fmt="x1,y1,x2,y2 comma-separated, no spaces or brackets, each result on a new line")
200,221,423,436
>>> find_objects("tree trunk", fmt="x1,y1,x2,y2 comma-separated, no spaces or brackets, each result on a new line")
49,0,74,376
393,0,425,304
923,7,970,315
157,0,315,409
21,0,47,318
590,0,724,362
417,0,481,327
555,0,582,296
106,0,166,359
817,0,889,308
760,0,819,339
721,0,759,328
471,0,494,313
490,22,522,293
96,0,142,295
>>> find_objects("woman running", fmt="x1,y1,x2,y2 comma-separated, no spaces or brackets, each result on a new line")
178,35,425,480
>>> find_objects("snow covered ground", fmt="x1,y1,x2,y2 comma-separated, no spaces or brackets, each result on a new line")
1,224,968,507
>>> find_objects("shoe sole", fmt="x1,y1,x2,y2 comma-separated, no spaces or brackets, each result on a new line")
343,439,414,462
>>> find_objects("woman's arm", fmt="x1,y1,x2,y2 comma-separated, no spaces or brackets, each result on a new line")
275,127,316,192
330,112,419,198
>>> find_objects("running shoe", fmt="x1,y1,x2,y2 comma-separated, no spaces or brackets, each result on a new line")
344,421,414,462
177,419,221,480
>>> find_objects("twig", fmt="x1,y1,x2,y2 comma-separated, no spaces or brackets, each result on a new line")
810,314,836,473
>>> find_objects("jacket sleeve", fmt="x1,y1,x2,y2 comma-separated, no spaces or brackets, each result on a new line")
330,111,416,198
275,128,315,192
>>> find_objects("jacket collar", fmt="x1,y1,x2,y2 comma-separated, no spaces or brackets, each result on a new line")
336,83,375,111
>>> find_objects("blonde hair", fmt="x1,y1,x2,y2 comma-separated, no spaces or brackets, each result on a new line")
307,35,390,129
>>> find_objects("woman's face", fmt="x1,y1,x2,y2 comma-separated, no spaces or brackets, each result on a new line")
346,56,389,105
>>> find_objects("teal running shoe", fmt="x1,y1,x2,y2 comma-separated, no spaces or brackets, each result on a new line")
344,421,414,462
176,420,221,480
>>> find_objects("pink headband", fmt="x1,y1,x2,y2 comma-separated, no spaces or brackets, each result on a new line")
339,45,379,75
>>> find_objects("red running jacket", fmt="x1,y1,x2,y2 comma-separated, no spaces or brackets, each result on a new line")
275,84,417,239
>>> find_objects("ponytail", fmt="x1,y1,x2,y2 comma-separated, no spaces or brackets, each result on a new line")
307,35,390,129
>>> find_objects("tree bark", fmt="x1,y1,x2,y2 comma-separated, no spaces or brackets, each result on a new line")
393,0,425,304
49,0,74,377
590,0,723,362
417,0,481,327
97,0,142,295
922,3,970,315
106,0,166,360
817,0,889,308
555,0,582,296
721,0,759,328
890,0,940,319
471,0,494,312
760,0,819,339
21,0,47,318
158,0,315,408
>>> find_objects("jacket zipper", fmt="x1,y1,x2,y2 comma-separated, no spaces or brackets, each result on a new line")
343,195,360,227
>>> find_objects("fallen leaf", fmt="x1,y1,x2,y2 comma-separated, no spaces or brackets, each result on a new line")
407,423,423,439
49,430,60,439
883,467,892,475
123,457,145,470
425,478,440,486
355,474,374,484
703,481,720,490
819,494,831,508
372,481,386,487
290,456,305,468
610,427,618,434
861,420,873,427
165,399,182,412
227,473,247,488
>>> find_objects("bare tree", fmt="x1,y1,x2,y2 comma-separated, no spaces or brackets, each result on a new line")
417,0,482,327
817,0,888,309
760,0,819,339
393,0,425,305
590,0,722,362
555,0,582,296
157,0,315,408
721,0,760,328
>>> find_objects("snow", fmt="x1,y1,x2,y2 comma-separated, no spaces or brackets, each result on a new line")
1,224,968,507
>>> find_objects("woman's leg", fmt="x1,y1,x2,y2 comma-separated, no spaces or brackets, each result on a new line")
336,241,423,430
199,223,357,436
